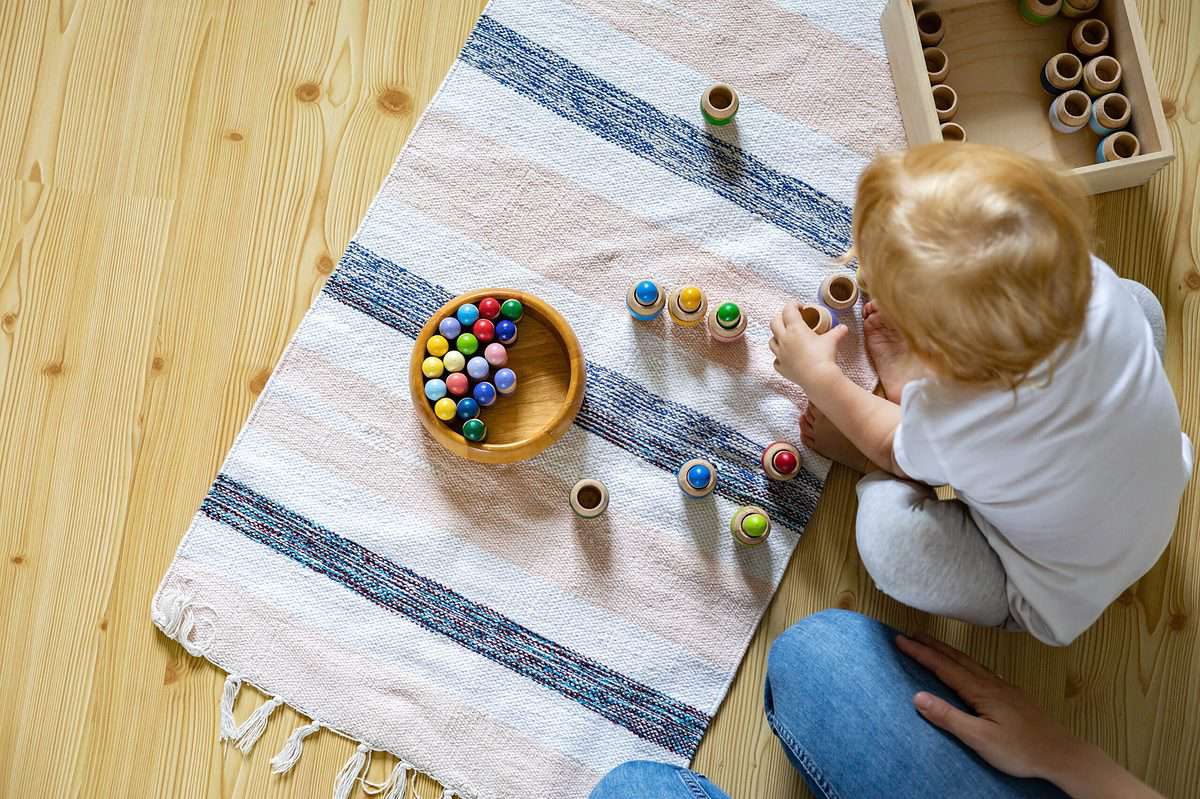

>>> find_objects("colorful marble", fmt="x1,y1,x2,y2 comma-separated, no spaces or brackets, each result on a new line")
473,318,495,344
626,279,666,321
707,299,747,342
484,342,508,368
668,285,708,328
678,286,703,313
500,298,524,322
426,334,450,357
461,417,487,442
445,372,469,397
715,302,741,328
456,397,479,420
438,317,462,340
478,296,501,320
455,332,479,356
762,441,802,481
686,463,712,491
424,378,447,402
434,397,457,421
742,513,769,538
494,367,517,395
467,356,490,380
730,505,772,545
456,303,480,326
677,458,717,497
473,381,497,407
442,350,466,373
495,319,518,345
421,356,444,379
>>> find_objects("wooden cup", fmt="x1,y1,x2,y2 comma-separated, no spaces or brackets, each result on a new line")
924,47,949,84
932,84,959,122
1071,18,1109,57
915,9,944,46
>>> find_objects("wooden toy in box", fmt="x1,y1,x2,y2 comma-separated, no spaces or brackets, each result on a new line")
881,0,1173,194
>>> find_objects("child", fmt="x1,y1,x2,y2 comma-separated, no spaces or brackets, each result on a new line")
770,143,1193,647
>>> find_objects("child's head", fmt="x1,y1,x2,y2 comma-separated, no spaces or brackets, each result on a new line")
852,143,1093,387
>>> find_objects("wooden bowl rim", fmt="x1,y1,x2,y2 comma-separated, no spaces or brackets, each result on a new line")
408,288,586,464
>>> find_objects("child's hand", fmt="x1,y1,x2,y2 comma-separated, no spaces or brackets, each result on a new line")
769,303,849,388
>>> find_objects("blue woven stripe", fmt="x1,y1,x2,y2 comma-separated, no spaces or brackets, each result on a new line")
458,15,853,258
324,242,822,532
201,474,710,757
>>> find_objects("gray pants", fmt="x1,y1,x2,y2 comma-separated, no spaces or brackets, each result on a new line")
855,279,1165,628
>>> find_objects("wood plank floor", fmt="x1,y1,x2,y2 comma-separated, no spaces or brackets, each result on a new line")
1,2,1196,797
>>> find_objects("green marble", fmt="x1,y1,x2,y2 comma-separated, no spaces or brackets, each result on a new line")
462,418,487,442
716,302,741,329
500,298,524,321
742,513,768,538
456,333,479,356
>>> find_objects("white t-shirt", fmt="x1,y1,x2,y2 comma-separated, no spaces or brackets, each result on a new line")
894,257,1193,646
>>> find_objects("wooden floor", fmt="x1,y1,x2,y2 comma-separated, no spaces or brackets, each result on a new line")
1,1,1196,797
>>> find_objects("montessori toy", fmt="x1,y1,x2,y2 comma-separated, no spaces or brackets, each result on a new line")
924,47,949,85
940,122,966,142
1097,130,1139,163
915,9,944,46
706,301,747,342
410,289,585,464
932,84,958,123
495,319,518,345
1041,52,1082,94
1070,18,1108,57
668,285,708,328
678,459,717,498
730,506,772,546
478,296,501,320
626,279,666,321
1049,90,1091,133
800,304,834,335
462,418,487,443
1089,92,1130,136
1019,0,1062,25
1061,0,1099,17
700,84,739,126
421,356,444,379
762,442,802,482
494,367,517,395
569,479,610,519
1082,55,1121,97
484,342,508,368
819,274,860,312
473,318,495,344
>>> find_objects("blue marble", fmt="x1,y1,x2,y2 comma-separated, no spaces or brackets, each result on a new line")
455,303,480,326
467,356,490,380
438,317,462,339
423,378,447,402
634,280,659,305
473,381,497,407
686,463,712,490
495,319,518,345
455,397,480,420
494,367,517,395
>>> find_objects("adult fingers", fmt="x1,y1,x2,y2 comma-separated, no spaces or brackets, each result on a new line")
895,635,986,703
913,692,993,750
912,632,997,682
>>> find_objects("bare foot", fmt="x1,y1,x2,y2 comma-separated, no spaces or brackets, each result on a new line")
863,301,925,403
801,405,870,472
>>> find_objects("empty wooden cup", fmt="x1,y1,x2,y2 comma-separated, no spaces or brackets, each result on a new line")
1061,0,1099,18
1049,90,1092,133
924,46,949,84
915,9,945,46
931,84,959,122
1019,0,1063,25
1089,92,1131,135
1097,131,1140,163
1071,18,1109,57
1041,52,1083,94
1083,55,1122,97
939,121,967,142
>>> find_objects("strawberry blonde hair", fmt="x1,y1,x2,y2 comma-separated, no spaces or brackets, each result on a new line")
851,143,1093,388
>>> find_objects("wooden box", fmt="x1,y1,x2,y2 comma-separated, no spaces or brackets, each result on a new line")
881,0,1173,194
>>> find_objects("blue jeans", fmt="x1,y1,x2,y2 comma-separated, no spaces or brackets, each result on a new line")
589,610,1066,799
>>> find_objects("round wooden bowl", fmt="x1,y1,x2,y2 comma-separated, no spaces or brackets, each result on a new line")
409,288,586,464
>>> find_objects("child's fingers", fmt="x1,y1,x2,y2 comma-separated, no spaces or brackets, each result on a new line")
829,324,850,344
768,336,779,356
770,312,786,341
781,302,807,332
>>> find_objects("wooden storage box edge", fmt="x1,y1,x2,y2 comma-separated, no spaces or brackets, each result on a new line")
879,0,1175,195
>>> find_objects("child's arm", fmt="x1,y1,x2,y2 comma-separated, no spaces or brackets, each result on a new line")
770,303,907,477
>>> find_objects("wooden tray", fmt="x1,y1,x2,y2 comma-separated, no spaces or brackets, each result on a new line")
409,288,586,464
881,0,1174,194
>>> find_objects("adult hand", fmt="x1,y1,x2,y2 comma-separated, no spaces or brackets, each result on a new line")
895,633,1162,799
768,303,847,388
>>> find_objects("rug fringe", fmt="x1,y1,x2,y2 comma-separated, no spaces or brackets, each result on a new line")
271,719,322,774
208,669,470,798
333,743,370,799
152,590,210,656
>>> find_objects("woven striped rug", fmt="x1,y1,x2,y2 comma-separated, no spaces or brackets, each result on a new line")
153,2,903,796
